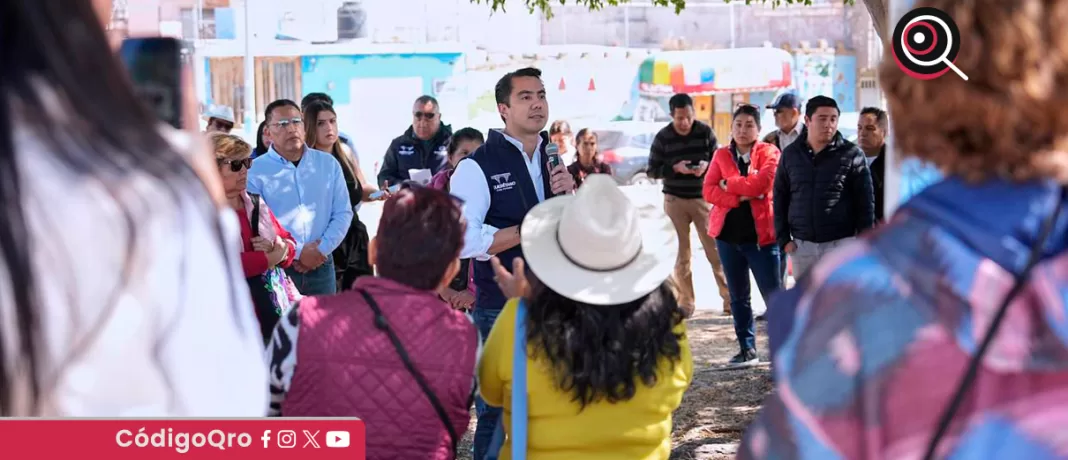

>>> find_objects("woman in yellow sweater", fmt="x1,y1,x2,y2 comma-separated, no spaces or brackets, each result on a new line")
479,175,693,460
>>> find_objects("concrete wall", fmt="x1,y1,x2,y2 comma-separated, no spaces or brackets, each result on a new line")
298,52,465,178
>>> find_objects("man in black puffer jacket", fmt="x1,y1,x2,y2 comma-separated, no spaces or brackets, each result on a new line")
773,96,874,279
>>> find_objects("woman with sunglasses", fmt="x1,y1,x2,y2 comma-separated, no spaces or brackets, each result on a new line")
213,133,300,344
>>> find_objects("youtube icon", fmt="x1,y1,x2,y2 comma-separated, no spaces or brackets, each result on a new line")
326,431,350,448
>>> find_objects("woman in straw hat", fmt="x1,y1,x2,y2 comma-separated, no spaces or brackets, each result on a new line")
480,174,693,460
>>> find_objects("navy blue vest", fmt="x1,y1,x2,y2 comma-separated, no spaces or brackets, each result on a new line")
467,130,553,312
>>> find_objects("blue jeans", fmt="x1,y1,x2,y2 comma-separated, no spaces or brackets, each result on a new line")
284,256,337,296
472,307,503,460
714,241,782,352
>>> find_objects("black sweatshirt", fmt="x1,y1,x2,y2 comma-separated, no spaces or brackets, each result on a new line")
647,121,717,199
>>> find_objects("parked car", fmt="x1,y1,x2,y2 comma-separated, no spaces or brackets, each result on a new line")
588,121,664,186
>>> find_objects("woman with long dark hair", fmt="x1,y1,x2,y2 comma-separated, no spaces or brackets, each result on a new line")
253,120,270,158
480,175,692,459
303,101,384,291
0,0,268,415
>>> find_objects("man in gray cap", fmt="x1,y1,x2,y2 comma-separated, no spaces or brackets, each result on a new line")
762,92,804,152
761,92,804,295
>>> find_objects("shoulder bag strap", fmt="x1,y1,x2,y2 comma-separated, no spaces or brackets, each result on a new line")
248,193,262,237
922,186,1067,459
511,299,529,460
356,289,459,456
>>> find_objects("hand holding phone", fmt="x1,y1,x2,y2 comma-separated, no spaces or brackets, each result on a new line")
118,38,184,129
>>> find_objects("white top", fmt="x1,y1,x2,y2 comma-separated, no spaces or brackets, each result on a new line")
0,126,268,416
778,122,804,149
450,130,545,260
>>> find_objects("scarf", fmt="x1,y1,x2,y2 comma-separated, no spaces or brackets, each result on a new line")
241,192,277,241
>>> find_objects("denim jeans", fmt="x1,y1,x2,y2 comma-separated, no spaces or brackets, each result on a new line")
472,307,503,460
284,256,337,296
714,241,782,352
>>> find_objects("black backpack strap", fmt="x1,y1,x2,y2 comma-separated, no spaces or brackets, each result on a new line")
248,193,262,237
357,289,459,456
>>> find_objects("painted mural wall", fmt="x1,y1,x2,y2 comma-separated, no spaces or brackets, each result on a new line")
792,52,858,112
298,52,464,179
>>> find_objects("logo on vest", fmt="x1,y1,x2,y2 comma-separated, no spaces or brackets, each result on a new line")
490,172,516,192
436,145,448,155
398,145,415,156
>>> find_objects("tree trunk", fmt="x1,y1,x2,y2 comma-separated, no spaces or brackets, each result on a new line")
861,0,889,41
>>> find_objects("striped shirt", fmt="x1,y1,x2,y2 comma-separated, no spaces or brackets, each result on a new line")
647,121,717,199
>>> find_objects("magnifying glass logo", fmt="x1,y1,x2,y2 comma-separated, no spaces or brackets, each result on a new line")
891,7,968,81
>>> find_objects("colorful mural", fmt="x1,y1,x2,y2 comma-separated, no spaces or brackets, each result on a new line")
636,49,793,96
794,53,834,102
791,52,857,112
833,55,857,111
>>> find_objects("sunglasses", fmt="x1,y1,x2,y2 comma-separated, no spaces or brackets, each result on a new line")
413,111,438,120
219,158,253,172
270,118,304,129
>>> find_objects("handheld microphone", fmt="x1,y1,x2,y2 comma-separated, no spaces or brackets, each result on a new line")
546,143,562,169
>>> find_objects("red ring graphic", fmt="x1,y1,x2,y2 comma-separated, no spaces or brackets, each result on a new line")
903,21,937,56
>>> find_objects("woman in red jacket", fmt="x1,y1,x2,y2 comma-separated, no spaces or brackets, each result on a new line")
702,104,782,367
212,133,300,345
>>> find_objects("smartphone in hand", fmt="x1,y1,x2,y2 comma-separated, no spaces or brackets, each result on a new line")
118,38,184,129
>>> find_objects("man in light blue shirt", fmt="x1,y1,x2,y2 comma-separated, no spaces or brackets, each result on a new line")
248,99,353,296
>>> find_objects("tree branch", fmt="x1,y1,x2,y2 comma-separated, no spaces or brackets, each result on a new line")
471,0,889,42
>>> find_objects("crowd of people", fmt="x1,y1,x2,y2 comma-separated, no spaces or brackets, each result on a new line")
7,1,1068,459
642,91,884,367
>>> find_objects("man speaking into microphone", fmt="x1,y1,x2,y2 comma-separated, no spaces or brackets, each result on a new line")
449,66,575,459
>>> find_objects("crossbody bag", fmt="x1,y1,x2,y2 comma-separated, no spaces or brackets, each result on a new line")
357,289,462,457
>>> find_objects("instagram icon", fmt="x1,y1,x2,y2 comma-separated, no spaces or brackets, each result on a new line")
277,430,297,449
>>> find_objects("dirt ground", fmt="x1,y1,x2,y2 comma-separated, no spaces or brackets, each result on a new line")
457,311,772,459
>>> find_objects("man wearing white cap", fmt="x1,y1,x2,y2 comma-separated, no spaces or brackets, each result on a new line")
204,105,235,134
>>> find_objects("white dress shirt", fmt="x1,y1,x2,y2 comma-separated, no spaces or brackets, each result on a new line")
778,122,804,150
450,130,545,260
